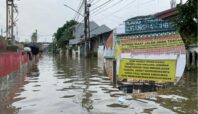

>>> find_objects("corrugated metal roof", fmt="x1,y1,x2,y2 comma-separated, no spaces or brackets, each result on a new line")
70,22,111,45
69,38,81,45
72,21,99,39
91,25,111,37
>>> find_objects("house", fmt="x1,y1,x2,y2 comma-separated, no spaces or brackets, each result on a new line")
89,25,112,53
69,21,111,57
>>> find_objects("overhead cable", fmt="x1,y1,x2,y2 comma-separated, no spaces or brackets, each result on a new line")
64,4,84,17
91,0,124,16
91,0,113,12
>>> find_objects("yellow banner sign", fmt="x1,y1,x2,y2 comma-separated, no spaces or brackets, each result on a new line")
119,59,176,82
114,34,186,58
121,38,183,50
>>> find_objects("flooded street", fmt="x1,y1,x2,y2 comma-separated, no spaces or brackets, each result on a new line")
0,55,197,114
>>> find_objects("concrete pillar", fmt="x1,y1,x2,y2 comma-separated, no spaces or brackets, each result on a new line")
78,46,80,57
71,49,74,58
186,50,190,70
59,49,62,56
65,49,67,56
66,48,69,56
192,52,196,67
196,52,198,67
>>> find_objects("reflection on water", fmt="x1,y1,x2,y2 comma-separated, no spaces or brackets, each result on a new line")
156,71,197,114
0,55,197,114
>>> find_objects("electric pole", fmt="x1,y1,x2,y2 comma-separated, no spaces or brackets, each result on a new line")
84,0,91,57
6,0,15,44
87,4,91,50
84,0,88,42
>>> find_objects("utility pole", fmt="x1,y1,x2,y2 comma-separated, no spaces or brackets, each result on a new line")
84,0,91,57
6,0,15,44
6,0,8,39
84,0,88,57
87,4,91,51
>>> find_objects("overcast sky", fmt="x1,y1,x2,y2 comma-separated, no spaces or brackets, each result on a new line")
0,0,186,42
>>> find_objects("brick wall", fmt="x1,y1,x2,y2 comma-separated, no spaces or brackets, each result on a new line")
0,52,29,77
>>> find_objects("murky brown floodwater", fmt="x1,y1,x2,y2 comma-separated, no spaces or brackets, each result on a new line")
0,55,197,114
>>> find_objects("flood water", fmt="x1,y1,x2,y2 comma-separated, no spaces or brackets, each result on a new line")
0,55,197,114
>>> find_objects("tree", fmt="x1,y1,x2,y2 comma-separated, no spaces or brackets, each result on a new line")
54,20,78,49
175,0,197,46
31,29,38,43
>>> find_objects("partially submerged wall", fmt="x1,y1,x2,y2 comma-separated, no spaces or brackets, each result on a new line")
104,58,113,81
0,39,8,50
0,52,29,78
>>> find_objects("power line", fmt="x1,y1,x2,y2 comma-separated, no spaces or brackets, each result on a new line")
142,0,155,5
91,0,124,16
90,0,136,23
73,0,84,21
89,0,95,4
91,0,102,6
64,4,84,17
91,0,113,12
90,0,136,24
110,0,137,14
92,12,122,23
73,0,83,19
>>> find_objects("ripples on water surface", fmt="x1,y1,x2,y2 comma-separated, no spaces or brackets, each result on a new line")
0,55,197,114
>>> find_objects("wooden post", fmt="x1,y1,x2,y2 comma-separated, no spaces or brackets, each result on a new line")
6,0,8,40
11,0,14,44
113,60,117,88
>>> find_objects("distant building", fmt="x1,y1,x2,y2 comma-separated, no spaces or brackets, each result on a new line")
31,30,38,43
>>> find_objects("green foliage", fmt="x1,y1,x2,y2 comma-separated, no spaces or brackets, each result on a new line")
188,66,198,72
175,0,197,46
54,20,78,49
31,29,38,43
